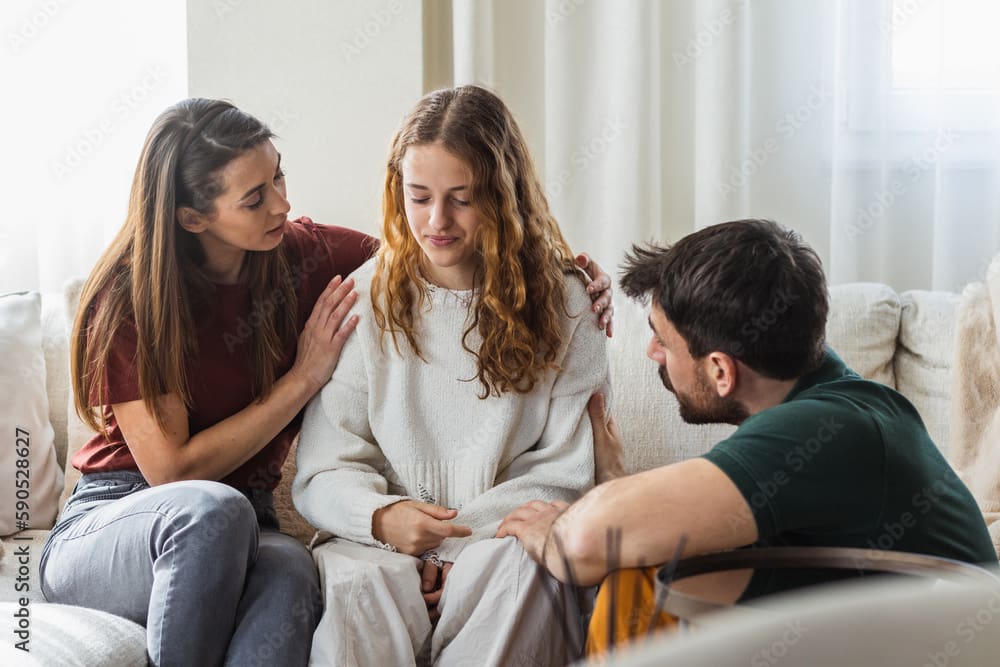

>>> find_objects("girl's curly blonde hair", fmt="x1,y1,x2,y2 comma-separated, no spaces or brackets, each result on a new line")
372,85,583,397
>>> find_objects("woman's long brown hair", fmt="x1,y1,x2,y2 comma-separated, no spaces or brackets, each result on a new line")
372,85,582,398
72,99,297,432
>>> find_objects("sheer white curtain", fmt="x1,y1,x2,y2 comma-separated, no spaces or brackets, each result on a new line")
5,1,998,296
439,0,1000,292
1,0,187,295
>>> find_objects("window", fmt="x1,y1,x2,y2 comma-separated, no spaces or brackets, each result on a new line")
842,0,999,166
887,0,1000,131
891,0,1000,91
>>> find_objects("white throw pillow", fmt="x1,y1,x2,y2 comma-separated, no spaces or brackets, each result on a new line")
0,602,146,666
827,283,901,387
0,292,63,536
895,289,959,454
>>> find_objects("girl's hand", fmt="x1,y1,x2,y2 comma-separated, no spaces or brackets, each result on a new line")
576,253,615,338
372,500,472,555
421,560,454,621
290,276,359,393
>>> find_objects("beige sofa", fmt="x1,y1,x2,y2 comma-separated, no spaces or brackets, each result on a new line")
0,280,969,664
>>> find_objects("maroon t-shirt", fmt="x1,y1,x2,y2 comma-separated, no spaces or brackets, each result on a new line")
71,217,377,491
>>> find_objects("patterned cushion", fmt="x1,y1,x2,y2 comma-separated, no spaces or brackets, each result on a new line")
276,437,318,544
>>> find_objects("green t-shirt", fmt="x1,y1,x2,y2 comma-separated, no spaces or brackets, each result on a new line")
701,348,996,598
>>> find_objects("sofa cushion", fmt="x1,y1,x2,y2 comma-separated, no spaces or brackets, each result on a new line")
616,576,1000,665
58,279,89,516
41,289,72,475
948,267,1000,559
0,602,146,666
895,290,959,454
826,283,901,387
0,293,63,536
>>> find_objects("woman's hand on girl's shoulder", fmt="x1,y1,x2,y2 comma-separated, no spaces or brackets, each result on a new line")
290,275,360,394
576,253,615,338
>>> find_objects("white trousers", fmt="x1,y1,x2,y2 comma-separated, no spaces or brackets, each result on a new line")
309,536,587,666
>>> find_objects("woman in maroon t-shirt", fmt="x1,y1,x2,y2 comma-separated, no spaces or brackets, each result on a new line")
38,98,615,665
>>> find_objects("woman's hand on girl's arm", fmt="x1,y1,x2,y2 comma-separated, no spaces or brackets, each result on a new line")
115,276,361,485
576,253,615,338
372,500,472,556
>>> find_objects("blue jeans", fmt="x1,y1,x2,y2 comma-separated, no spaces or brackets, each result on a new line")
39,471,321,667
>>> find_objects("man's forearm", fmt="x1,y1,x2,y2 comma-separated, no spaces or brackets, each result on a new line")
542,459,759,586
543,495,615,586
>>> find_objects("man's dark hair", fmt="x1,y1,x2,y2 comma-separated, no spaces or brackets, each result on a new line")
620,219,829,379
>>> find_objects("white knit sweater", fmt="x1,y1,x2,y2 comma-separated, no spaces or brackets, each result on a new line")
293,258,611,562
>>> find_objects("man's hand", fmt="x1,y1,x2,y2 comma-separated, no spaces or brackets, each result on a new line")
420,560,453,622
372,500,472,556
496,500,571,565
576,253,615,338
589,393,626,484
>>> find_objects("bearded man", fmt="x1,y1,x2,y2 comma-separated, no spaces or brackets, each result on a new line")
498,219,996,655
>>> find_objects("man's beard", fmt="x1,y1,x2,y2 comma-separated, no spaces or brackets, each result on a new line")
658,365,748,426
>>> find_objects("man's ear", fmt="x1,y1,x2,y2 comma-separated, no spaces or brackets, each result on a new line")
176,206,209,234
706,352,738,397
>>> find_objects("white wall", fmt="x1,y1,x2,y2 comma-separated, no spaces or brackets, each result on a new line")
186,0,425,238
2,0,188,294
